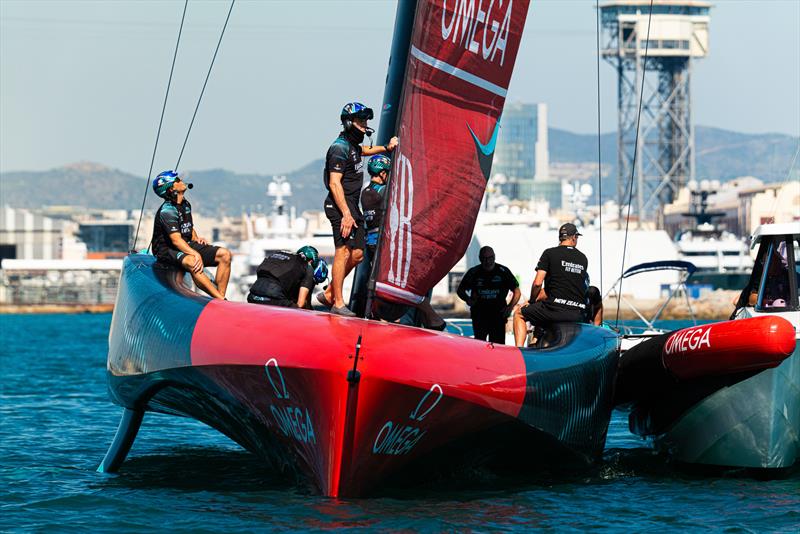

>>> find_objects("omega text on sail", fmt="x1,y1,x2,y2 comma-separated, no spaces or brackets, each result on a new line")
441,0,514,66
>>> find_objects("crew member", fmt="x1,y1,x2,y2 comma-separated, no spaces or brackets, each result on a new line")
248,246,328,308
150,170,232,299
457,246,520,344
317,102,398,317
350,154,391,316
513,223,589,347
585,285,603,326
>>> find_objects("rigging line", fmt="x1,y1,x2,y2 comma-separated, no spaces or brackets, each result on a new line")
614,0,654,329
130,0,188,254
595,0,603,297
174,0,236,171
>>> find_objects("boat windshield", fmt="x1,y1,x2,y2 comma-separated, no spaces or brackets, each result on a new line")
756,236,799,312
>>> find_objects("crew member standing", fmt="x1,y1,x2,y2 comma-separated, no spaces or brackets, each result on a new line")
317,102,397,316
457,246,520,344
513,223,589,346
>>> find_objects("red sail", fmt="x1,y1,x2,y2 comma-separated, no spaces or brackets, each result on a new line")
375,0,530,304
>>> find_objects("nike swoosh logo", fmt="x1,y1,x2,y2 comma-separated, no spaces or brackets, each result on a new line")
467,119,500,182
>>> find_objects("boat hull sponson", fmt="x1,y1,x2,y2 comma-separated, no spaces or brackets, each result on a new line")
641,345,800,469
106,256,618,496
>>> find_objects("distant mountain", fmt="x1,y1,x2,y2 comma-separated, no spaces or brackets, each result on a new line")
1,126,796,214
549,125,797,183
0,159,327,216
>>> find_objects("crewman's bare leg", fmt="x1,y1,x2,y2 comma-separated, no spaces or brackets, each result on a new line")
513,307,529,347
181,256,224,299
326,246,363,308
214,247,232,298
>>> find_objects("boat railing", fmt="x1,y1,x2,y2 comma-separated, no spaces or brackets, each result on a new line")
604,260,698,331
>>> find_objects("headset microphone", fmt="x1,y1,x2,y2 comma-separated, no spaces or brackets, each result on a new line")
365,126,375,148
187,183,194,189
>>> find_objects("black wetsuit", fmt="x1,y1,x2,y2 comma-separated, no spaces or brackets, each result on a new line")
458,263,519,344
247,252,315,308
323,130,365,249
151,198,219,267
521,245,589,326
360,181,387,251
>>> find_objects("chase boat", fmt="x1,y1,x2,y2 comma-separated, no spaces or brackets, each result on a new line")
616,223,800,470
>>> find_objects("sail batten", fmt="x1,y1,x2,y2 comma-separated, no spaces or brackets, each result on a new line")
375,0,531,305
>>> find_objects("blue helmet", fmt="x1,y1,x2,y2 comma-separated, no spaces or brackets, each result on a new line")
367,154,391,177
152,170,179,199
340,102,373,124
313,258,329,284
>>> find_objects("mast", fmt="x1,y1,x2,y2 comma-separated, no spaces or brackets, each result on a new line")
351,0,417,317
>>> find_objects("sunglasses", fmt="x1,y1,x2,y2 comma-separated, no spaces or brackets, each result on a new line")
480,255,495,260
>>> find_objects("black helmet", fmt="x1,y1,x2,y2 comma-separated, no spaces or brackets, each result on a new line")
340,102,373,129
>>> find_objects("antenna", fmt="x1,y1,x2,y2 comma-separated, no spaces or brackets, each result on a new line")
600,0,711,228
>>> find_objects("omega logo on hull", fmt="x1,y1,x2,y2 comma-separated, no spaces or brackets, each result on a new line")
373,384,444,456
264,358,317,445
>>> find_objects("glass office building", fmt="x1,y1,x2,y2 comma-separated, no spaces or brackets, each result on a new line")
493,102,560,208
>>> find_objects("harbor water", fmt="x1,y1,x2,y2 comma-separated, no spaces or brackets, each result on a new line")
1,314,798,531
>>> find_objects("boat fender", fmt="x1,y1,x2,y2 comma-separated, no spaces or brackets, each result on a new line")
661,316,796,380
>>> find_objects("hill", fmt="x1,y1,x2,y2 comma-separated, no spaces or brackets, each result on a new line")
1,126,796,214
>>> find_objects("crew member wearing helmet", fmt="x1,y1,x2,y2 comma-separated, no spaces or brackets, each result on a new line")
247,246,328,308
150,170,232,299
318,102,398,317
349,154,391,316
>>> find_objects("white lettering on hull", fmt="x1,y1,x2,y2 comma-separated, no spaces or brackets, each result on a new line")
264,358,317,445
373,384,443,456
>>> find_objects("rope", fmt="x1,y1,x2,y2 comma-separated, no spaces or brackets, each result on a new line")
130,0,188,253
174,0,236,171
595,0,603,297
615,0,654,328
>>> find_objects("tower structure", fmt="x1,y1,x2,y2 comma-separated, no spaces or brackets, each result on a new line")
600,0,710,227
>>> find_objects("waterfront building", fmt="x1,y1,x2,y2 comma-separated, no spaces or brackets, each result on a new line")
0,207,86,260
78,221,134,259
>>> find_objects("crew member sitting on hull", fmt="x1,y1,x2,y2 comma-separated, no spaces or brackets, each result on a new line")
350,154,391,316
457,246,521,344
316,102,398,317
150,170,232,300
248,246,328,308
513,223,589,347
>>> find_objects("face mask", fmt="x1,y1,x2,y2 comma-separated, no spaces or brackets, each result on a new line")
344,127,365,145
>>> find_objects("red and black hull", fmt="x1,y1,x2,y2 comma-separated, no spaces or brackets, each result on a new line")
105,256,618,496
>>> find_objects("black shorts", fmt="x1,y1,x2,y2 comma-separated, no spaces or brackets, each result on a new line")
521,301,583,326
247,294,297,308
324,196,365,249
159,241,220,268
471,309,507,344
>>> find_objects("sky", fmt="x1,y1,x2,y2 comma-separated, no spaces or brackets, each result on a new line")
1,0,798,176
